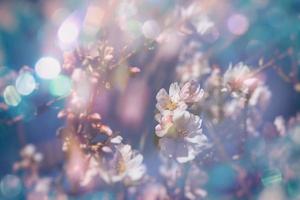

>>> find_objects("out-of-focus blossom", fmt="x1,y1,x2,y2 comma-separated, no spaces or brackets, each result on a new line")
249,85,271,109
14,144,43,171
62,51,77,70
139,183,169,200
159,160,208,199
159,160,182,188
180,3,214,35
157,110,210,163
82,138,146,186
287,113,300,145
223,63,252,96
33,177,52,194
117,0,137,20
274,116,286,136
176,53,211,82
114,144,146,182
27,177,53,200
224,84,271,120
129,67,141,76
156,28,184,58
98,143,144,183
184,164,208,200
180,80,204,103
204,68,222,90
246,109,264,136
20,144,36,158
12,145,59,200
223,98,244,119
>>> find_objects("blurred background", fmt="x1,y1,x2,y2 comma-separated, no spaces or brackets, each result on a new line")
0,0,300,199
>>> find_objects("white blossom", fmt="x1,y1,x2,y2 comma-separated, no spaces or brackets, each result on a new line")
180,3,214,35
249,85,271,109
176,53,211,82
20,144,36,158
98,144,146,184
157,110,210,163
223,63,252,95
180,80,204,103
156,82,187,114
82,143,146,185
156,81,203,115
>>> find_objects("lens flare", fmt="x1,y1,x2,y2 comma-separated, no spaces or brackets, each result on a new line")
35,57,61,79
15,72,36,95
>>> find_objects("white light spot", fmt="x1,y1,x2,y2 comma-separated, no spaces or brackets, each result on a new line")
142,20,161,39
58,17,79,47
35,57,61,79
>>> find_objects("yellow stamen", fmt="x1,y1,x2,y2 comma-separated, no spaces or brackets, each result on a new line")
165,100,178,111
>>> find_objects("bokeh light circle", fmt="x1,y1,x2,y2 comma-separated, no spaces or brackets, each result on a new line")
126,20,142,37
227,13,249,35
3,85,21,106
142,20,161,39
0,174,22,199
49,75,72,97
58,17,80,46
15,72,36,95
35,57,61,79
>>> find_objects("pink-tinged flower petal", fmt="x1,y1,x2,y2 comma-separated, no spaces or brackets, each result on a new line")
180,80,204,103
185,134,208,144
110,136,123,144
127,154,143,168
176,146,196,163
156,89,173,112
169,82,181,102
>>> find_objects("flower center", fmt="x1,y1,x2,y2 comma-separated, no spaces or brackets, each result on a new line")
117,158,127,174
177,128,188,137
165,100,178,111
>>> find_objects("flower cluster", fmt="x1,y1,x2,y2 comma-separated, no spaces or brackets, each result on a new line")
57,97,146,189
155,81,210,163
1,0,299,199
82,136,146,186
12,145,66,199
